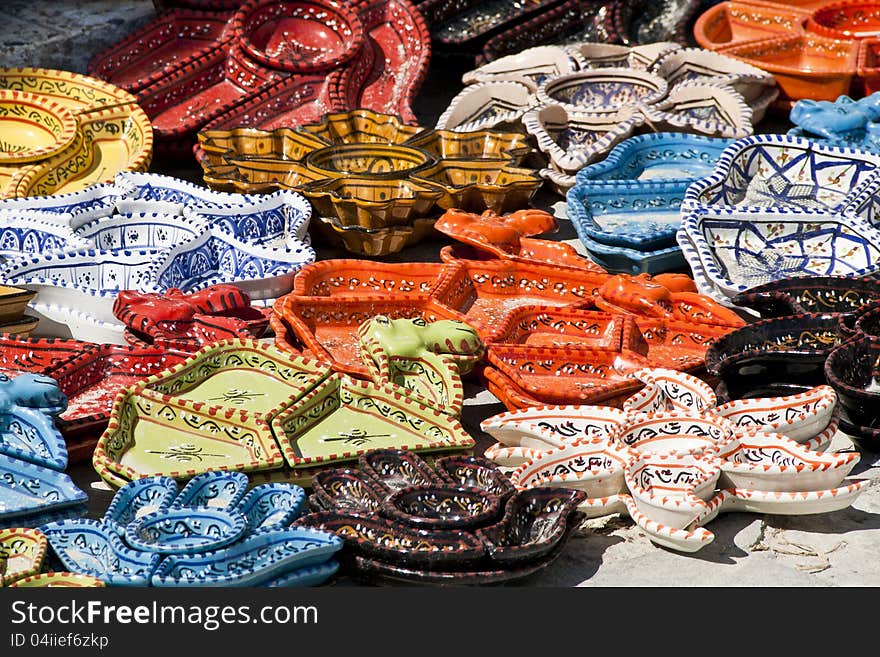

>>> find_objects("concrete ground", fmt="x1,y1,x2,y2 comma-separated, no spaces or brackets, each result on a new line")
8,0,880,587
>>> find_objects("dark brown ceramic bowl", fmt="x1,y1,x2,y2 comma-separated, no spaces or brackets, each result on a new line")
731,275,880,319
381,484,502,530
825,334,880,434
311,468,391,514
357,449,443,491
433,454,516,500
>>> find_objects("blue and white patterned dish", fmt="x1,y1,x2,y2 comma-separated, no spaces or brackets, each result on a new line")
675,230,745,309
577,132,734,185
683,135,880,213
124,508,248,555
261,560,339,587
237,483,306,534
0,453,86,523
150,528,343,587
536,68,668,116
435,80,536,133
0,375,69,471
680,206,880,297
0,211,89,261
103,476,179,531
114,171,258,210
41,518,161,587
0,183,119,228
573,229,687,275
171,471,250,510
76,213,206,251
567,180,687,250
643,81,753,139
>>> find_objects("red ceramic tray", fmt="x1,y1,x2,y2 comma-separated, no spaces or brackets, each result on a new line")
328,0,431,125
87,8,235,93
274,295,468,377
113,285,271,351
291,259,451,298
439,242,606,273
489,306,626,350
481,364,545,410
628,317,735,372
0,336,96,376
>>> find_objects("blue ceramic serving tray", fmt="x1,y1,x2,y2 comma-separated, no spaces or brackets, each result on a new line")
41,518,162,587
171,471,250,510
150,527,343,587
103,476,179,530
236,483,307,533
260,559,339,587
124,507,248,555
787,94,880,154
573,229,686,275
0,454,87,522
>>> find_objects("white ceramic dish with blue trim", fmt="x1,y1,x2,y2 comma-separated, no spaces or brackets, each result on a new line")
76,212,207,251
103,476,179,531
171,471,250,510
642,81,753,139
0,211,89,261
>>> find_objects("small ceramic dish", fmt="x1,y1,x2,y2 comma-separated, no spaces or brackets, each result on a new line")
438,239,605,273
808,1,880,40
0,454,87,523
232,0,365,73
434,81,536,133
483,443,541,469
716,34,859,102
524,104,645,176
270,374,475,469
508,439,628,499
381,484,502,530
644,81,755,139
535,68,668,116
650,45,777,101
480,404,628,450
610,411,737,456
86,8,234,93
237,482,306,532
624,452,721,529
0,527,48,585
730,275,880,318
357,448,443,491
859,37,880,94
0,91,77,164
151,526,343,587
693,1,810,50
824,334,880,431
303,177,443,227
310,214,437,257
622,367,717,414
0,211,87,261
705,312,844,399
680,207,880,297
171,470,250,509
487,306,625,351
409,161,542,213
305,143,435,179
433,455,517,501
716,430,859,492
124,507,248,554
295,511,487,567
290,259,449,297
198,126,327,167
476,487,586,564
462,45,580,89
724,478,869,516
297,109,422,146
403,128,531,165
311,468,391,514
102,476,179,529
714,384,837,443
40,518,161,587
573,227,686,275
433,207,558,259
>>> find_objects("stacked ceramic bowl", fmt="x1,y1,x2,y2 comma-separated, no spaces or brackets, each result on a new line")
787,91,880,155
439,40,777,194
196,109,539,256
0,171,313,343
0,68,152,199
295,448,586,585
678,133,880,308
39,471,343,587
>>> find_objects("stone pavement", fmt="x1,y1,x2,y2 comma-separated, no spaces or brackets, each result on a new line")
13,0,880,587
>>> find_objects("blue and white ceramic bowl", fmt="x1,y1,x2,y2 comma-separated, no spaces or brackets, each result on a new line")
76,213,207,251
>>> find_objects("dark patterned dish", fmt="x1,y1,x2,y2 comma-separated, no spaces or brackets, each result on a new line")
311,468,391,514
614,0,700,46
433,454,517,501
825,334,880,435
357,449,443,491
730,276,880,319
381,485,502,530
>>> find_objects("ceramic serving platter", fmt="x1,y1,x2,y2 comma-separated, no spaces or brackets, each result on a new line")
0,455,87,524
0,527,48,586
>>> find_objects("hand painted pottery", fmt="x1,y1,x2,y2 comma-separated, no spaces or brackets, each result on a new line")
716,430,858,491
433,207,558,259
124,507,247,554
418,0,562,49
478,0,624,63
237,482,307,532
356,448,444,491
381,485,501,530
723,479,870,516
0,527,48,585
644,81,754,138
291,259,448,297
714,384,837,442
730,275,880,318
462,45,581,90
507,440,629,499
488,306,625,351
151,526,343,586
7,572,106,587
807,1,880,40
535,68,668,116
269,374,476,469
610,411,737,456
433,454,517,501
824,334,880,441
694,1,811,50
303,177,443,227
481,404,628,450
623,367,717,414
614,0,701,46
477,488,586,563
40,518,161,587
172,470,250,509
0,373,68,470
86,8,235,93
311,468,391,513
434,80,535,133
102,476,179,529
403,129,531,165
680,207,880,298
716,34,859,101
295,511,486,567
93,339,332,484
705,312,844,400
407,161,541,214
0,455,87,524
0,91,78,164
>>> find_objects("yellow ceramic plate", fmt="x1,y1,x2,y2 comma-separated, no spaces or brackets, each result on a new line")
0,68,153,198
0,90,78,163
